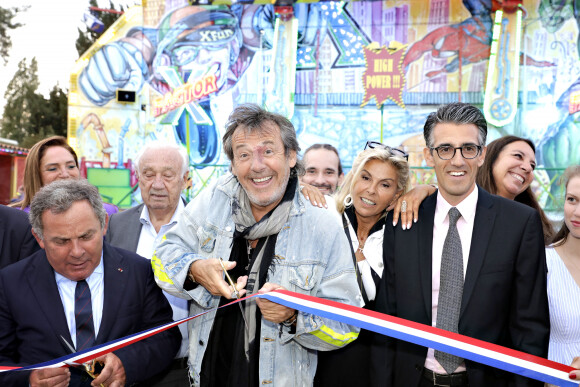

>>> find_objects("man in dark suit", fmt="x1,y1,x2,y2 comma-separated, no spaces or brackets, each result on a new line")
0,204,40,269
106,142,188,253
106,142,190,386
372,103,549,387
0,179,180,386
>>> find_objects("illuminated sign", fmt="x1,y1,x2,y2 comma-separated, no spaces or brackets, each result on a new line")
361,44,407,109
152,74,217,117
570,91,580,114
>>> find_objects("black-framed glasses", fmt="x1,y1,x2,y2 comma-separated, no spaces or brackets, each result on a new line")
365,141,409,161
430,144,482,160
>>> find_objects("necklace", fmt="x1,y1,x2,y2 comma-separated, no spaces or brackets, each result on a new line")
357,239,365,254
245,240,254,271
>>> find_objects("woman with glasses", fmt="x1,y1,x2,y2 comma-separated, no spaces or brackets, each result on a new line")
11,136,118,217
393,135,554,243
314,142,410,387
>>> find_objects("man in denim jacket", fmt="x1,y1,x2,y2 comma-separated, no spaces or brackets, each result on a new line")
153,104,362,386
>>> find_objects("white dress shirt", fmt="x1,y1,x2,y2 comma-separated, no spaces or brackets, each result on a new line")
344,216,384,302
55,254,104,349
425,188,478,374
136,199,189,358
326,196,384,301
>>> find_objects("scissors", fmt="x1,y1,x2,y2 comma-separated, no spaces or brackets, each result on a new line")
60,335,104,387
219,258,249,331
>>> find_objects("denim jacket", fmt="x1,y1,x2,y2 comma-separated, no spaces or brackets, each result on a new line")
153,173,362,386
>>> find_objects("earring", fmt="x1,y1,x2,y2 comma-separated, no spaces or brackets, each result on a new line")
343,194,353,208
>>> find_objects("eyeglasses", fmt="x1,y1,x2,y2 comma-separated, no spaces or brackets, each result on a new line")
429,144,482,160
364,141,409,161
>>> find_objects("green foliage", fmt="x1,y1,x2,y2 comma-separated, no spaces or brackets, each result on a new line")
0,58,68,148
75,0,124,58
0,6,27,65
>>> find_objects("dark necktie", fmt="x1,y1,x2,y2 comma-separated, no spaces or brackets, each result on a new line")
75,280,95,351
435,207,464,373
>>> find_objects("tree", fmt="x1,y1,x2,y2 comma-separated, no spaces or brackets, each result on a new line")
75,0,124,58
1,58,42,144
43,85,68,138
0,6,27,65
0,58,68,148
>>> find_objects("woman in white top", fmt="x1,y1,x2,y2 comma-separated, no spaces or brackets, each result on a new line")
547,165,580,372
314,141,410,387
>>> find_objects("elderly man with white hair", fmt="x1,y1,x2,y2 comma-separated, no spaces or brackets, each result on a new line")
106,141,190,386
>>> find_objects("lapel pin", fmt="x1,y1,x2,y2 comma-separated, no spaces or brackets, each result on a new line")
117,268,123,272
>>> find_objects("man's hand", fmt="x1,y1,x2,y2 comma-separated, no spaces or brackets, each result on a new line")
91,353,125,387
256,283,296,324
30,368,70,387
190,259,247,299
569,356,580,380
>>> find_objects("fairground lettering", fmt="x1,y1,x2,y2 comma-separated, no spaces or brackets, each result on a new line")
152,74,217,117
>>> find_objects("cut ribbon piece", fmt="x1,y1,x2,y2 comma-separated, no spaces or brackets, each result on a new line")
0,289,577,387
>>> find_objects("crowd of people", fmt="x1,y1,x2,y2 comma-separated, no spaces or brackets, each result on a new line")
0,102,578,387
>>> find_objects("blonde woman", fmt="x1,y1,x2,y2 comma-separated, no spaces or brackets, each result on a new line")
314,141,410,387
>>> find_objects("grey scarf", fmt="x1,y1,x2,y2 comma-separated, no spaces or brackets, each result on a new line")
231,177,297,360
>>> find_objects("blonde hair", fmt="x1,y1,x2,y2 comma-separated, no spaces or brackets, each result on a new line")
335,148,410,215
11,136,78,210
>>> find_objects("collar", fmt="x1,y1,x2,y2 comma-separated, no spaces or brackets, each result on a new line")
55,251,104,285
435,185,478,225
344,206,386,237
139,199,185,227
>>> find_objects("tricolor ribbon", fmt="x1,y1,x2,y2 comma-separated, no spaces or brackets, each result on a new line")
1,290,577,387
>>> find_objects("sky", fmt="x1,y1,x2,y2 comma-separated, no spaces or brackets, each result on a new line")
0,0,136,115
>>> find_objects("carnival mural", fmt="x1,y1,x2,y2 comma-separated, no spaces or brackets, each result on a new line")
68,0,580,208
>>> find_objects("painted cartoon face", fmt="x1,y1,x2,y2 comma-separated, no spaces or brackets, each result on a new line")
230,121,297,221
492,141,536,200
172,43,232,91
40,146,80,186
155,6,240,95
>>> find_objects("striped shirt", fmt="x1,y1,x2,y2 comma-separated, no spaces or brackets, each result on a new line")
546,246,580,365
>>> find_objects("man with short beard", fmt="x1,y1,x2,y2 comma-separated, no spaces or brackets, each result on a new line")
302,143,344,195
153,103,361,386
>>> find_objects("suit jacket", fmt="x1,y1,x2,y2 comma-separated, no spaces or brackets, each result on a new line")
106,203,145,251
0,242,181,385
0,205,40,269
371,187,549,387
106,199,187,252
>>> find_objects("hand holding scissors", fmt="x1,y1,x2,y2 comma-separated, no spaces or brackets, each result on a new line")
219,258,250,331
60,335,105,386
188,258,247,299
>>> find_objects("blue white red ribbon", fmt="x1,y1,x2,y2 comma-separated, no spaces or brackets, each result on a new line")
1,289,577,386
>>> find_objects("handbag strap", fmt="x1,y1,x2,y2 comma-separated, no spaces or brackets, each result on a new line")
342,214,370,305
